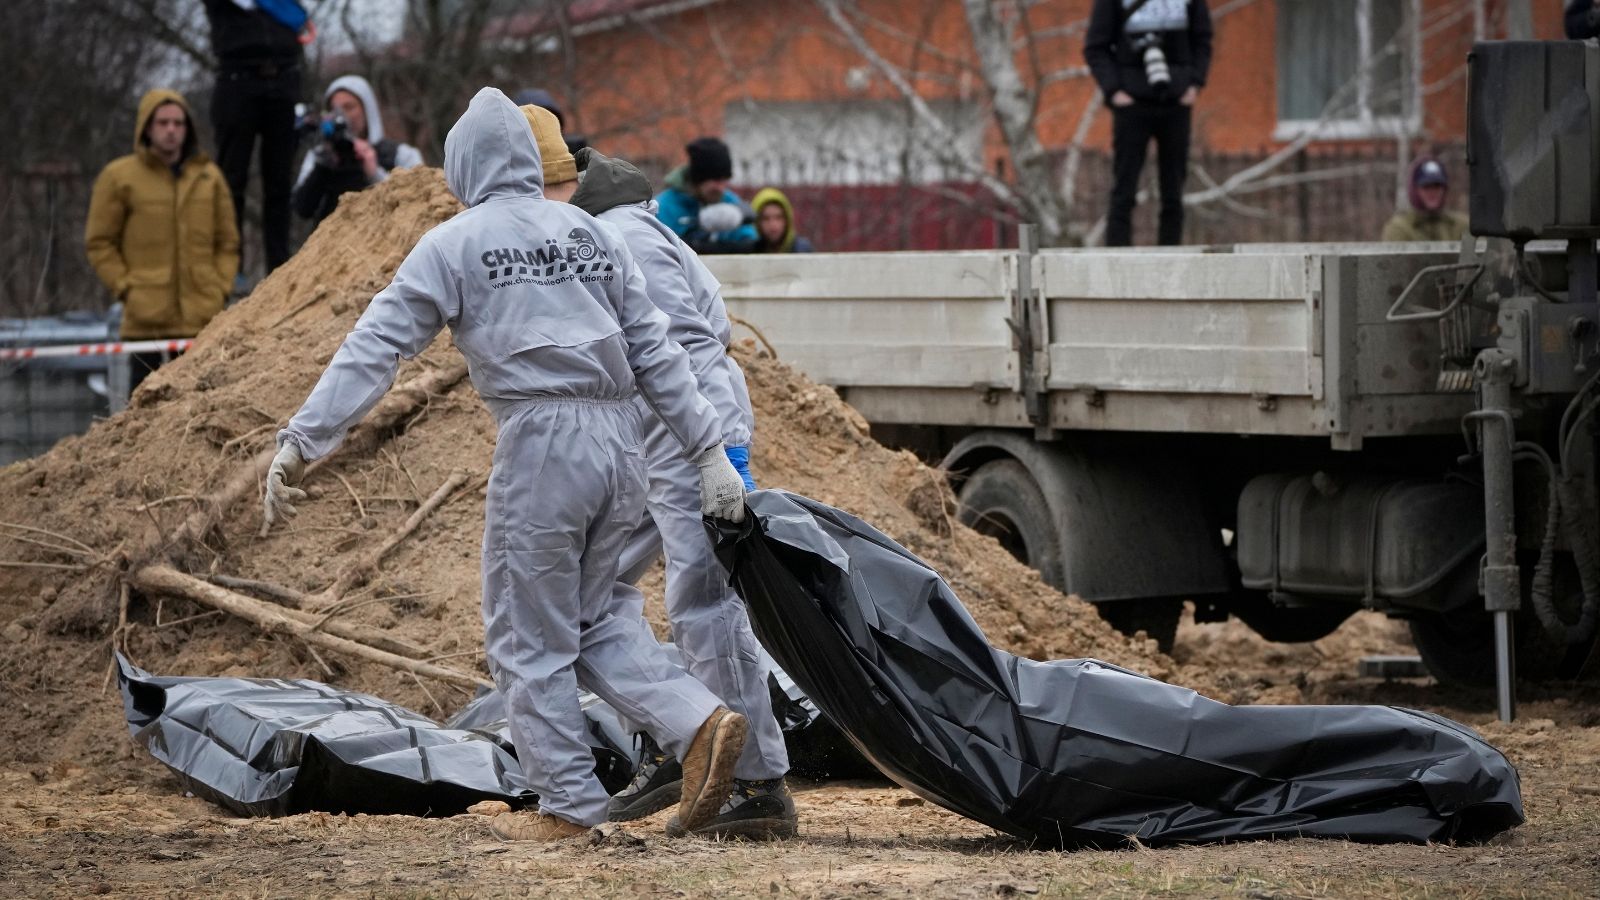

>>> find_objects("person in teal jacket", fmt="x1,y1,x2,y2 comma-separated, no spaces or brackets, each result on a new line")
654,137,756,254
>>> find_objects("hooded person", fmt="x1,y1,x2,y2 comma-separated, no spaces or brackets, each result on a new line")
85,89,240,386
523,104,797,840
1382,157,1468,242
654,137,757,254
750,188,813,253
292,74,425,223
262,87,753,843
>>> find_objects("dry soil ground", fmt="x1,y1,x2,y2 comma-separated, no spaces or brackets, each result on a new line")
2,169,1597,897
3,612,1597,898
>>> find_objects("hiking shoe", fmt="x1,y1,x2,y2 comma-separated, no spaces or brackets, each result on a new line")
489,811,591,842
678,706,748,832
666,778,799,840
608,732,683,822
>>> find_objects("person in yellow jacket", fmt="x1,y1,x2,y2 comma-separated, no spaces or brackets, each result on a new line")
86,88,240,387
750,187,813,253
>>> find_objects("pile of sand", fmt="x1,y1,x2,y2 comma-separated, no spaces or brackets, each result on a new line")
0,167,1202,780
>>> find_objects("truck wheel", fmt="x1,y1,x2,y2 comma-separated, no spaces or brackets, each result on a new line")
957,459,1065,590
1095,598,1183,654
1408,607,1572,688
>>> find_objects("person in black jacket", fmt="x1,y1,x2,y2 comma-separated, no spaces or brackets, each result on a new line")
1084,0,1212,247
202,0,308,274
1568,0,1600,39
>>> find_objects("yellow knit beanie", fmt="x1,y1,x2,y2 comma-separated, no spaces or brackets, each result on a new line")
519,104,577,186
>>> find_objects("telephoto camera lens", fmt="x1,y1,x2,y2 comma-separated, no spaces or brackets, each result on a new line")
1134,32,1171,88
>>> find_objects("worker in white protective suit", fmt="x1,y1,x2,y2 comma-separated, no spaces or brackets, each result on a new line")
261,87,752,843
519,105,796,840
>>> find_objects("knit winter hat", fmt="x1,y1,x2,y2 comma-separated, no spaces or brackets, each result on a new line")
686,136,733,183
519,104,577,186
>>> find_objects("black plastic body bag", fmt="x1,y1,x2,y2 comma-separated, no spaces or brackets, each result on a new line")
117,645,869,817
711,490,1525,847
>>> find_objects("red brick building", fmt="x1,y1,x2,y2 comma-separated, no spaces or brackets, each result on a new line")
488,0,1569,247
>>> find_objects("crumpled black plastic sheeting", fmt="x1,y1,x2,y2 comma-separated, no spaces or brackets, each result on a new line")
118,644,872,817
712,490,1527,847
450,649,877,782
116,654,533,817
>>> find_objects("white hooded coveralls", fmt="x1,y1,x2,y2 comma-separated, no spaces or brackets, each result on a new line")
600,201,788,780
278,88,726,827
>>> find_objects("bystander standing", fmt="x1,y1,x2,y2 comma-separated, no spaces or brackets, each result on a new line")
85,90,239,388
655,138,757,254
1084,0,1212,247
202,0,308,276
1381,158,1468,243
292,75,424,224
751,188,813,253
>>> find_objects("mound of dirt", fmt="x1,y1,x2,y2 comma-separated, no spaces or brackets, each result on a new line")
0,167,1203,782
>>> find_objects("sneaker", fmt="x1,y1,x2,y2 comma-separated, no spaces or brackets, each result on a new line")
489,811,591,842
608,733,683,822
678,706,749,832
666,778,799,840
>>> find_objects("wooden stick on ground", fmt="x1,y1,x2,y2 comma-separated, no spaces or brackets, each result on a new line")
202,573,309,608
196,573,428,658
140,361,469,561
304,470,471,611
129,565,491,690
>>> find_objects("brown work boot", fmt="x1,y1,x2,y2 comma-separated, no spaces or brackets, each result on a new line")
489,810,591,842
677,706,749,833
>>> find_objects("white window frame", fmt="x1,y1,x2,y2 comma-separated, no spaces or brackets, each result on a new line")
1273,0,1423,142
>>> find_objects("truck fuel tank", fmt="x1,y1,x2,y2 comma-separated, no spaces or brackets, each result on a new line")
1237,474,1484,609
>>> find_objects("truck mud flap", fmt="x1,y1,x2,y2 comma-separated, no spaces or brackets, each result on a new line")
711,490,1526,847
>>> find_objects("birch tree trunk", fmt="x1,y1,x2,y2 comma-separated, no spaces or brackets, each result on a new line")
961,0,1069,246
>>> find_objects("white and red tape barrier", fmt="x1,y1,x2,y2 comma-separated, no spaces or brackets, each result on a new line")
0,339,193,362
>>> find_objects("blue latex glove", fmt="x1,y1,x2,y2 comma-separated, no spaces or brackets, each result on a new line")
725,445,756,491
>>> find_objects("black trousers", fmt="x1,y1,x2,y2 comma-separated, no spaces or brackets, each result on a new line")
212,67,301,273
1106,104,1192,247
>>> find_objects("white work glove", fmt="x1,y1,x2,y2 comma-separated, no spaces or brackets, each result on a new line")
696,442,747,523
262,443,308,531
697,202,743,234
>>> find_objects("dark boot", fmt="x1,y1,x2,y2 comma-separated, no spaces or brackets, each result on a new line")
666,777,798,841
607,733,683,822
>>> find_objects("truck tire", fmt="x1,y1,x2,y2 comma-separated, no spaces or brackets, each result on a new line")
1095,598,1183,654
1409,609,1539,687
1410,558,1598,687
957,459,1065,590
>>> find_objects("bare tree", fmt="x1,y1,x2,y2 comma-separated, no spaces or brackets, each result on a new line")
0,0,199,318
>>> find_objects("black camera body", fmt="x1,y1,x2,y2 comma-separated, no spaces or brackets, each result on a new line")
293,103,361,171
1131,31,1172,94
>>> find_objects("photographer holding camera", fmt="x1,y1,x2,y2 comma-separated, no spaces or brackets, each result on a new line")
292,75,424,224
1084,0,1212,247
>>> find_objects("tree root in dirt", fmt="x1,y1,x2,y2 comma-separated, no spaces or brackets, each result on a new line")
128,565,491,690
302,469,472,611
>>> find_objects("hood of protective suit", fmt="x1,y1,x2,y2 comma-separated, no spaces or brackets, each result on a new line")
571,147,653,217
324,74,388,143
133,88,199,165
445,87,544,207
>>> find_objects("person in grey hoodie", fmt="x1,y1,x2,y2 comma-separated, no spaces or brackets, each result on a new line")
525,101,795,840
261,87,752,843
293,74,425,223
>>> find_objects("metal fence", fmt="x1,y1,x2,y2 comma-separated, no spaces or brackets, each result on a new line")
737,142,1465,252
2,142,1465,317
